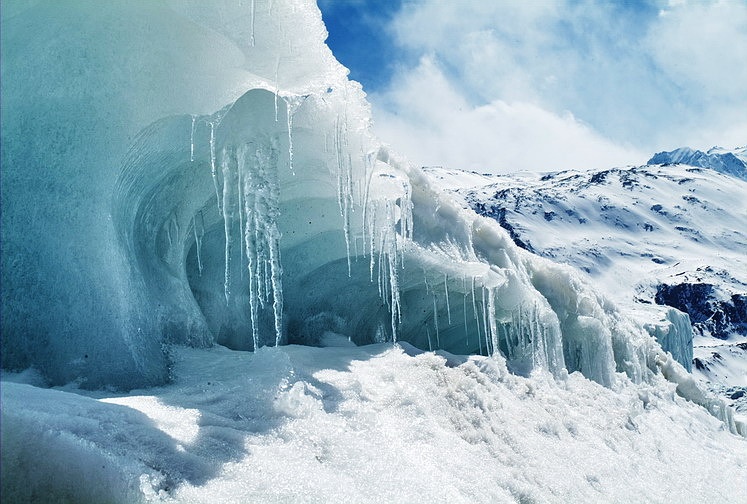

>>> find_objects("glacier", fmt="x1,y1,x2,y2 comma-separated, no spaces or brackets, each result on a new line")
2,0,747,502
1,0,666,393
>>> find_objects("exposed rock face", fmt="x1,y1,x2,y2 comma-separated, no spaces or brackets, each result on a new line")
655,283,747,339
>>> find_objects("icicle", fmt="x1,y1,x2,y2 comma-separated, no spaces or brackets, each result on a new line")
237,155,245,280
368,205,376,282
471,277,482,353
388,241,401,341
480,287,491,355
426,328,433,352
249,0,256,47
190,115,196,162
463,292,469,347
334,115,352,276
269,233,283,346
193,212,204,277
516,305,525,359
221,147,236,304
285,99,295,175
433,295,440,349
399,179,413,245
281,95,307,176
361,151,374,235
444,274,451,325
209,122,222,214
238,140,284,348
242,178,259,351
487,288,499,358
274,56,280,122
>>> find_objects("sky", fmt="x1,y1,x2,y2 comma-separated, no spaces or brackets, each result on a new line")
319,0,747,174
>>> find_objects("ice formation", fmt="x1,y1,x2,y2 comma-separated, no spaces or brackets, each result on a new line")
0,0,743,439
425,158,747,401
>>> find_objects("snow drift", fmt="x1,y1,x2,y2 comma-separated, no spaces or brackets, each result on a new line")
4,345,747,503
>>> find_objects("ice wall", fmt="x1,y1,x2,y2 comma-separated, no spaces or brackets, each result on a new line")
1,0,345,388
0,0,731,433
643,308,694,373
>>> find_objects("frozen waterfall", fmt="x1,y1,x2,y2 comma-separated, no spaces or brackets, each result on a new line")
1,0,742,435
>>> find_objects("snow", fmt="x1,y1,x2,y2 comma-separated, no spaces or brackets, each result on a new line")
648,146,747,180
426,155,747,418
4,344,747,503
2,0,747,501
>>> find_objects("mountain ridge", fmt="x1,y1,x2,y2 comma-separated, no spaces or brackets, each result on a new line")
648,145,747,180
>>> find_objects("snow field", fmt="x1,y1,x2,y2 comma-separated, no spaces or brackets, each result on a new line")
4,344,746,503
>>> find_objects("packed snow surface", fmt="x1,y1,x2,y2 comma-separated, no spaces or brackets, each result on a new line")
4,344,747,503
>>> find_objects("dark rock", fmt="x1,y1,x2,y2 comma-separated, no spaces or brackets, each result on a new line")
655,283,747,339
473,203,535,253
693,357,707,371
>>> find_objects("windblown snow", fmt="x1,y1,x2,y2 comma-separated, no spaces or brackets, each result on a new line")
1,0,746,502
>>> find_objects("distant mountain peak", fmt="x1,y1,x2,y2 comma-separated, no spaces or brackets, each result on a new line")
647,145,747,180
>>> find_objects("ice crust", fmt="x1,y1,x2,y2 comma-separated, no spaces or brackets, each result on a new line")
1,0,743,436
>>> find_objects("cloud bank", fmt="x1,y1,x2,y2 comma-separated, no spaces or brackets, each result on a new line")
367,0,747,173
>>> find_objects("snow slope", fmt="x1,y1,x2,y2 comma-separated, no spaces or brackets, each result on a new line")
4,344,747,504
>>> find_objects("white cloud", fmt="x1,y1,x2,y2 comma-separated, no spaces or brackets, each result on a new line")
371,57,645,173
645,0,747,147
370,0,747,173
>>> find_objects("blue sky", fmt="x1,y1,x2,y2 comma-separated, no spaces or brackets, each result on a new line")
320,0,747,173
319,0,406,91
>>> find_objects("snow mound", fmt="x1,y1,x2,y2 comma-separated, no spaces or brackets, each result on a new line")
3,345,747,503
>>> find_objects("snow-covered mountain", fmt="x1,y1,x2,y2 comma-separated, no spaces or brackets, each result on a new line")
425,147,747,411
648,145,747,180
